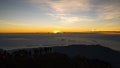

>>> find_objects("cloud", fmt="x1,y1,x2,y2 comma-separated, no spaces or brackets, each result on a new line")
99,5,120,19
47,13,94,23
92,0,120,20
45,0,94,23
30,0,93,23
30,0,120,22
47,0,90,13
31,0,90,13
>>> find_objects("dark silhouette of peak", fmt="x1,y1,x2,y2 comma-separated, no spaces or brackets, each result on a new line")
0,45,112,68
0,44,119,68
0,48,4,51
52,44,120,68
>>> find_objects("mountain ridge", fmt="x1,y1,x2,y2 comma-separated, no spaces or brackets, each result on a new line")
0,44,120,68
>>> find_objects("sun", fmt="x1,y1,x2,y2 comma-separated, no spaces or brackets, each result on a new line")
53,30,62,34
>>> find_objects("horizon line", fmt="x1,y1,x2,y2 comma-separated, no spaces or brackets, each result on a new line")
0,31,120,34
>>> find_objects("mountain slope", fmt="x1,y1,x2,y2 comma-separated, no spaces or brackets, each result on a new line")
53,44,120,68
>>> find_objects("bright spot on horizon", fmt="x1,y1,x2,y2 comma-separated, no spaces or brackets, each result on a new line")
53,30,62,34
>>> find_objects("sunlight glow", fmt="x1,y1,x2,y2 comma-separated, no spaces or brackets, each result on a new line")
53,30,62,34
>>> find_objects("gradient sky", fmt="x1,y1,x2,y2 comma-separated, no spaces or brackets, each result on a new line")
0,0,120,33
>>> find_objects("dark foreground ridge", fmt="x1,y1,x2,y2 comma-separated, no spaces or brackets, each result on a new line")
0,44,120,68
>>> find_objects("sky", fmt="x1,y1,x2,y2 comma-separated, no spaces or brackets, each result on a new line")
0,0,120,33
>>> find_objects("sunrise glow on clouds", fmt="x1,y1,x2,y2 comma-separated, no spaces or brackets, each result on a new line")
0,0,120,33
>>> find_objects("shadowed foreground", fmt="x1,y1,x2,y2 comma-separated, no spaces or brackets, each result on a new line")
0,47,112,68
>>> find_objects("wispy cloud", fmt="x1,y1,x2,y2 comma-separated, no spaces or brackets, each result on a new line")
31,0,90,13
30,0,120,22
92,0,120,20
47,13,94,23
30,0,93,23
47,0,90,13
99,4,120,19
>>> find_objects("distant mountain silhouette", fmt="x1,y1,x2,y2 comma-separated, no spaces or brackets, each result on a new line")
1,44,120,68
52,44,120,68
0,49,4,53
0,49,111,68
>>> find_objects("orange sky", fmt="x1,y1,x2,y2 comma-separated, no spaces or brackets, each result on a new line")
0,0,120,33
